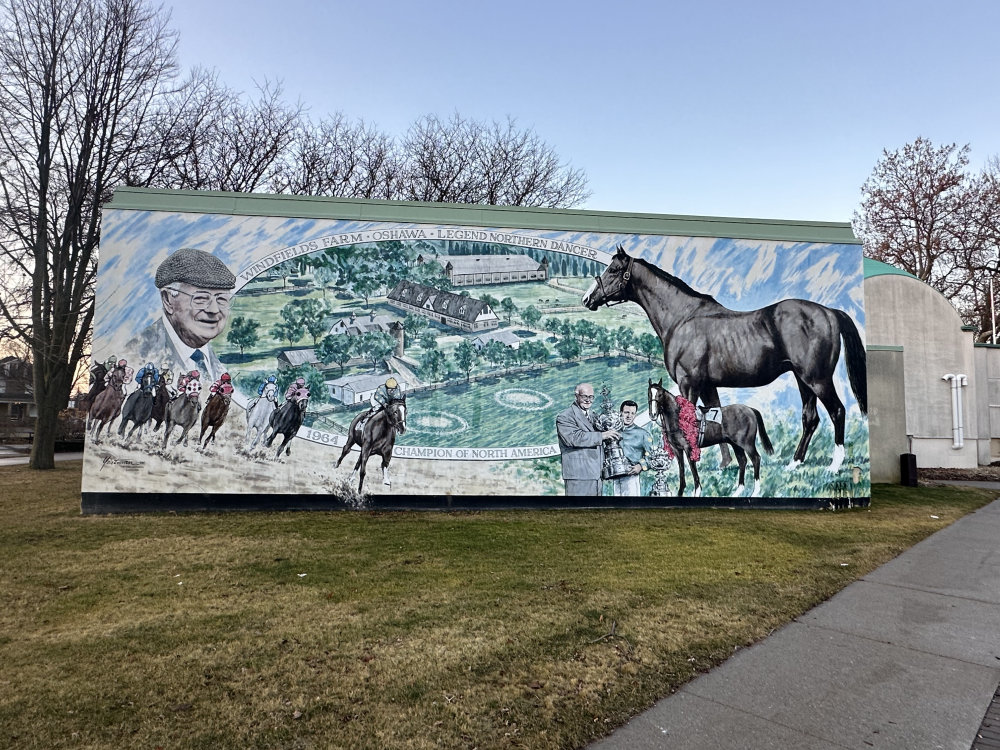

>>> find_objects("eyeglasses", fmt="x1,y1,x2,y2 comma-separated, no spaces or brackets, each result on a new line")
167,287,232,310
577,394,595,401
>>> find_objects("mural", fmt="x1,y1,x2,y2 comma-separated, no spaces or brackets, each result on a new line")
81,203,869,510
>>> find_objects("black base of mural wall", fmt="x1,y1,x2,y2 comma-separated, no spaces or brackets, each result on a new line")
81,492,870,515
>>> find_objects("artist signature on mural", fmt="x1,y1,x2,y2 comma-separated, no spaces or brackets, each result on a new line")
100,453,144,472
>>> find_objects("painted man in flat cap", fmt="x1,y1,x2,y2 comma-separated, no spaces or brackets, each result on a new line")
125,248,236,384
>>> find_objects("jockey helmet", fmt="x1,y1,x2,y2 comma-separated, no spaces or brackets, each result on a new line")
118,359,127,367
386,377,398,389
267,375,276,383
221,373,231,382
295,377,305,386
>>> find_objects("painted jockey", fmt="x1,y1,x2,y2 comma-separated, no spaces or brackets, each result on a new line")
176,369,201,397
134,361,159,387
248,374,277,411
210,372,234,397
285,377,308,404
258,375,277,396
357,377,402,434
159,367,177,399
370,377,402,412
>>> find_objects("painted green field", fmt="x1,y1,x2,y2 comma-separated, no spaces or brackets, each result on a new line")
396,357,668,449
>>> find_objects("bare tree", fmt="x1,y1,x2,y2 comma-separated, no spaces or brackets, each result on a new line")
139,69,300,192
854,137,1000,339
399,113,590,208
272,113,402,199
0,0,180,468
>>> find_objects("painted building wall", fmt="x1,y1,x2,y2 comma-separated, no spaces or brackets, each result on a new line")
81,188,869,512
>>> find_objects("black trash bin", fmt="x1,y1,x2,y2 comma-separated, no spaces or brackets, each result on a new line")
900,453,918,487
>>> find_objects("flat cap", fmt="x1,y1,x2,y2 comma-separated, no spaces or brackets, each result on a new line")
155,248,235,290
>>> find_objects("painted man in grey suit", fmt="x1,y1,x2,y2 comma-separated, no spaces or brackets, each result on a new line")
124,248,236,384
555,382,621,496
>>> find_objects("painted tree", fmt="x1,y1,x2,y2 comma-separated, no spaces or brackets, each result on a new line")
499,297,518,323
555,337,580,362
408,258,452,290
419,330,438,350
520,304,542,328
296,298,332,345
638,332,663,363
481,339,507,369
356,330,396,372
594,327,615,357
420,347,447,383
402,313,429,348
312,263,340,298
615,326,635,357
270,302,306,347
226,317,260,358
317,333,354,375
347,245,388,305
454,338,478,381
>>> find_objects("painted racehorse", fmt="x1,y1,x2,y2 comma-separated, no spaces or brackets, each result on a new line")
336,397,407,493
648,378,774,497
118,368,157,443
584,247,867,473
245,382,278,449
88,366,126,443
200,388,233,448
150,370,173,431
264,393,309,460
162,379,202,449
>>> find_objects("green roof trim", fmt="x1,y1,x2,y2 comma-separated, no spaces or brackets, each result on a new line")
105,187,861,245
863,257,920,280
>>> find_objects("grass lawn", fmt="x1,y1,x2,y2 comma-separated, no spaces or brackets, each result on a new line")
1,462,995,749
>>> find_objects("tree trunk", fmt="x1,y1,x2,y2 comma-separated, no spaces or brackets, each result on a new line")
29,395,61,470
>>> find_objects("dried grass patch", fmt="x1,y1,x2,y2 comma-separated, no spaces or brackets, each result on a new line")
0,462,994,749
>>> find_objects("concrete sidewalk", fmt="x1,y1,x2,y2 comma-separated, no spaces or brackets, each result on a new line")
0,444,82,466
591,490,1000,750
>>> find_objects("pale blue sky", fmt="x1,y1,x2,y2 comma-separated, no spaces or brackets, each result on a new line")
164,0,1000,222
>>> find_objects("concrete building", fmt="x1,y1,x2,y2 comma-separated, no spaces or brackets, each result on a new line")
864,259,999,480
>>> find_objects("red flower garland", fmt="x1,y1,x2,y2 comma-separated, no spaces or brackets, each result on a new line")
662,395,700,463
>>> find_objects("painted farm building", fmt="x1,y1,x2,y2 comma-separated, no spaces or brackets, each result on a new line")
472,329,523,351
329,311,398,337
386,280,500,332
419,253,548,287
325,372,409,405
277,348,320,369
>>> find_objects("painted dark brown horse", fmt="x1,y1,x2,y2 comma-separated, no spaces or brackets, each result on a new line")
584,247,866,473
336,397,407,493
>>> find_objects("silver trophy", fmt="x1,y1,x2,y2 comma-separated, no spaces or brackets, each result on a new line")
593,382,632,480
647,445,674,496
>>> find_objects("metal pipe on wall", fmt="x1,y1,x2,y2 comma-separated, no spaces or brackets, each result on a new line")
957,374,967,448
943,374,961,449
